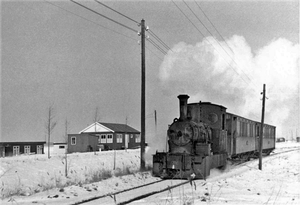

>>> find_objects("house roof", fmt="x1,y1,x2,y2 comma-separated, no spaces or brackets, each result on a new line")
79,122,140,134
100,122,140,133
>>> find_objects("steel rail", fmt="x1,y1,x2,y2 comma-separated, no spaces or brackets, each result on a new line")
71,178,164,205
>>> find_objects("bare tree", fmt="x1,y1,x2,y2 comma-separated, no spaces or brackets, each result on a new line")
46,105,57,159
93,107,101,153
64,118,69,177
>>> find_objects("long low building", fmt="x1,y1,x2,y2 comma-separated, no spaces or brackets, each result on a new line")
0,141,46,157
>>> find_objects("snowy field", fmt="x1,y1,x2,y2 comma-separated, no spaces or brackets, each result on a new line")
135,142,300,205
0,142,299,204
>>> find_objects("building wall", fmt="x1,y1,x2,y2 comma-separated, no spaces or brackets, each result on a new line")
95,132,140,150
0,142,45,157
68,134,98,153
44,143,67,155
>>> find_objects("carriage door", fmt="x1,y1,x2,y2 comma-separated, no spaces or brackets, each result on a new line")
125,134,129,149
226,114,232,155
255,125,260,151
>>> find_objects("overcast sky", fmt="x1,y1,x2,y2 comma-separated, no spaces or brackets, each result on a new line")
1,0,299,149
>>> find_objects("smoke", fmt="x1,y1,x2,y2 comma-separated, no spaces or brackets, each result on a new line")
159,35,299,138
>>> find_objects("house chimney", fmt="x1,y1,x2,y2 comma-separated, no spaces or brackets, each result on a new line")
178,94,189,121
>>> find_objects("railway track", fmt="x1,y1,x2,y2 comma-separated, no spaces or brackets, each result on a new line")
229,146,300,166
72,179,193,205
74,146,300,205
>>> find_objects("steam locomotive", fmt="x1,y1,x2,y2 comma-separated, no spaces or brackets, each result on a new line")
153,94,276,179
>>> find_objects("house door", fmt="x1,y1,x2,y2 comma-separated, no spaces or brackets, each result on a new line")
37,145,43,154
125,134,129,149
13,146,20,156
24,146,30,154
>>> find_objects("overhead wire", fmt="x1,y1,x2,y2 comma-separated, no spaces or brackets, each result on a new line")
70,0,138,33
184,0,254,86
44,0,166,63
194,0,233,53
44,0,137,41
93,0,171,57
94,0,139,24
172,0,255,89
190,0,287,98
148,38,168,55
72,0,167,58
172,0,207,39
183,0,254,84
183,0,233,56
47,0,169,60
146,46,164,61
148,29,173,52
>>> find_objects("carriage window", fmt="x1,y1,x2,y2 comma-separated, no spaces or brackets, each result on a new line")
222,114,225,130
247,123,250,137
236,120,240,136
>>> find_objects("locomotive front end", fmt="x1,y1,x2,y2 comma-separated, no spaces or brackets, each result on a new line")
153,95,212,179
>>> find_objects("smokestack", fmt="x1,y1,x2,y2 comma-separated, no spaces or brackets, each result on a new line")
178,94,189,121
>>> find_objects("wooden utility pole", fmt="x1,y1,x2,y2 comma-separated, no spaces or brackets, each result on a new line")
259,84,266,170
140,19,146,170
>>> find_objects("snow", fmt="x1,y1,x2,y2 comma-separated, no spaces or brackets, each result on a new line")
1,142,299,205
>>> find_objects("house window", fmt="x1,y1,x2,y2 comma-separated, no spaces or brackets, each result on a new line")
24,145,31,154
37,145,43,154
135,134,141,143
117,134,123,143
13,146,20,156
71,137,76,145
100,134,106,143
59,145,65,149
107,134,113,143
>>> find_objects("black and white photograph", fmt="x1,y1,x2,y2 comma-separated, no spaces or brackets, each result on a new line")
1,0,299,204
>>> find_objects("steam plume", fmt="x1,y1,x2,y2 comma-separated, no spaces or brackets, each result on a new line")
159,35,299,138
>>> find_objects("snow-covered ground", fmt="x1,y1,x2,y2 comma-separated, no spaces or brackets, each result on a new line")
133,142,300,205
0,142,299,204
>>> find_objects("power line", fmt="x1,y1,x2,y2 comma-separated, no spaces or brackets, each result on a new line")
94,0,139,24
44,0,137,41
146,46,164,60
183,0,233,56
172,0,207,38
194,0,233,54
186,0,257,89
45,1,164,61
188,0,257,89
148,29,173,52
183,0,255,84
172,0,254,89
148,38,168,55
70,0,138,33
